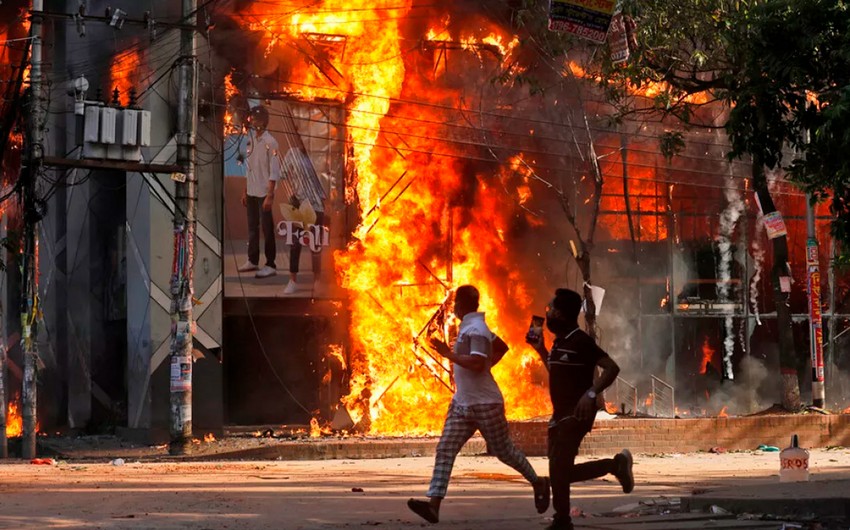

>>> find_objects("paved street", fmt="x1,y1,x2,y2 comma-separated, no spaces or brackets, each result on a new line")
1,450,849,529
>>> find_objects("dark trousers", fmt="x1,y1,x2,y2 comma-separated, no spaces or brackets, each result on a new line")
246,195,276,268
548,418,615,527
289,211,324,276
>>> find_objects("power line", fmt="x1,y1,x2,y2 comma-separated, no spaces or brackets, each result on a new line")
220,104,802,195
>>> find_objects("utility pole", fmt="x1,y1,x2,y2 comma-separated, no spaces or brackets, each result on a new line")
169,0,198,455
806,194,825,408
19,0,45,460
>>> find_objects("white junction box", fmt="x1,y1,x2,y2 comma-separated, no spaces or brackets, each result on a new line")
100,106,118,144
81,104,151,162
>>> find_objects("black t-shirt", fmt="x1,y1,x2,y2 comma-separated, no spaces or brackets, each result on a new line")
548,328,608,422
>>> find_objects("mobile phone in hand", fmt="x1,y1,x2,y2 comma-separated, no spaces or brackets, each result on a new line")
526,315,544,343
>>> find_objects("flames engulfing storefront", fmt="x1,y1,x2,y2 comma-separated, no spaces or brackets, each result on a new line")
212,1,850,434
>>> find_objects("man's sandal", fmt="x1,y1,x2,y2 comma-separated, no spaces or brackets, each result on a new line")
534,476,551,513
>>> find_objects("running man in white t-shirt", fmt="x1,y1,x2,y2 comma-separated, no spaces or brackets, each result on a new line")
407,285,551,524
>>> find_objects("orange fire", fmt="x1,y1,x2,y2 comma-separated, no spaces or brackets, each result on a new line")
604,401,618,414
699,336,715,375
568,61,708,105
644,393,654,408
204,432,216,443
108,45,144,106
718,406,729,418
230,2,565,434
5,397,22,438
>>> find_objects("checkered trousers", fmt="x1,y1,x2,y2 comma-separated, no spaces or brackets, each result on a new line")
427,402,539,498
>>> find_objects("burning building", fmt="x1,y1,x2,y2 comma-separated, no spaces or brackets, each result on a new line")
1,0,849,445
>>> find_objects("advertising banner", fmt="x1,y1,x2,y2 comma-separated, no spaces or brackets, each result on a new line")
549,0,618,44
223,99,346,299
807,238,825,382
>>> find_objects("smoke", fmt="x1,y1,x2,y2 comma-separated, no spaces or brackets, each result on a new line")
705,355,774,415
750,214,765,325
716,173,745,380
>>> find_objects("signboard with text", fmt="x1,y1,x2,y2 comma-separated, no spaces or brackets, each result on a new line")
549,0,618,44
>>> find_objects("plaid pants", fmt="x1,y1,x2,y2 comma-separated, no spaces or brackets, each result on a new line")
427,401,539,498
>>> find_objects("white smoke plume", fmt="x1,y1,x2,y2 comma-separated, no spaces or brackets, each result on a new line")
717,173,745,380
750,214,765,325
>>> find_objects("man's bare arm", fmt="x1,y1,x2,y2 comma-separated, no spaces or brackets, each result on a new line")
591,355,620,394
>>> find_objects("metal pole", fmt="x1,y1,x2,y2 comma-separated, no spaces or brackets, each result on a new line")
667,182,676,383
805,195,825,408
828,238,837,401
21,0,45,460
169,0,197,455
0,207,6,457
0,336,6,458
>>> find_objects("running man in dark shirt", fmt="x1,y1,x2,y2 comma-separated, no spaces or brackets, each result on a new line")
527,288,635,530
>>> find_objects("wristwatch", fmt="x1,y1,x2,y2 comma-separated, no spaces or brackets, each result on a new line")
586,389,597,399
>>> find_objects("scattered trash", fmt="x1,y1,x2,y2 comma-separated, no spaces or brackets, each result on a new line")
111,458,125,466
261,429,275,438
569,507,588,518
351,487,364,493
710,505,730,515
709,447,727,454
780,524,803,529
30,458,55,466
612,502,643,513
757,445,780,452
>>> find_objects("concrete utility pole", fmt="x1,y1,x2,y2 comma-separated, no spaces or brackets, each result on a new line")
21,0,45,459
169,0,198,455
806,194,825,408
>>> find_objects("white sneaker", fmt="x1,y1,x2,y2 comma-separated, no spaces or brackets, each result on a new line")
283,280,298,295
237,260,258,273
255,265,277,278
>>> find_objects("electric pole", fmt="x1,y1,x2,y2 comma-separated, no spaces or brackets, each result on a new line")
19,0,46,460
806,194,825,409
169,0,198,455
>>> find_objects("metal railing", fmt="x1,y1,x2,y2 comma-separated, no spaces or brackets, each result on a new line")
650,375,676,417
609,376,638,416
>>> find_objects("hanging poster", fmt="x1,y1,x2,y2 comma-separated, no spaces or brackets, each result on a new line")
763,211,788,239
548,0,618,44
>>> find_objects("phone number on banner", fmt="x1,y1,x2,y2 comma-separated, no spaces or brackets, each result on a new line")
548,19,609,43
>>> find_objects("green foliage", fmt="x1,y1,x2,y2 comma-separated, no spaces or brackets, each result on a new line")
659,131,686,161
586,0,850,259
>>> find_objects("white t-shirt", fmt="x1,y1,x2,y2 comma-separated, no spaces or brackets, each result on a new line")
244,130,281,198
451,312,504,407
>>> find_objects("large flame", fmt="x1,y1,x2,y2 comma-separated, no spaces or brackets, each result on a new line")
229,1,560,434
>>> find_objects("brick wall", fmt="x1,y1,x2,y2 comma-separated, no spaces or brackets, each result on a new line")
509,415,850,457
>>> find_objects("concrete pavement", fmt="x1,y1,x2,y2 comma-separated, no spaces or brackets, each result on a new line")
1,450,849,529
